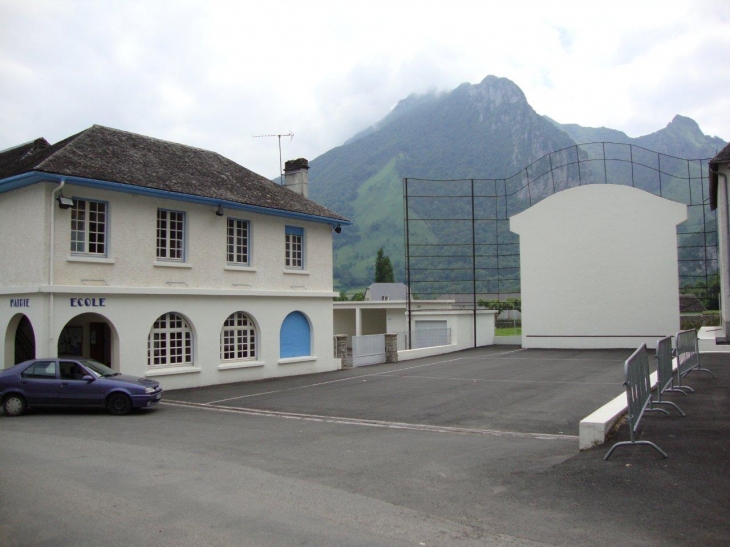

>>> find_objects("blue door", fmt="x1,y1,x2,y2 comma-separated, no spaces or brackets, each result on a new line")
280,312,311,358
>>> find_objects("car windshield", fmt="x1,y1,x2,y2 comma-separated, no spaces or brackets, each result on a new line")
78,359,118,378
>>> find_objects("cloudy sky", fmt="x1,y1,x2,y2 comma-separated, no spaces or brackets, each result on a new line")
1,0,728,178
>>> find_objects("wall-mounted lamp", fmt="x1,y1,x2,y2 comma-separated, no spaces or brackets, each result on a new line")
333,224,342,234
215,204,224,217
57,195,74,209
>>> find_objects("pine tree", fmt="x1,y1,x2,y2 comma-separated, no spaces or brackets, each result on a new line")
374,248,395,283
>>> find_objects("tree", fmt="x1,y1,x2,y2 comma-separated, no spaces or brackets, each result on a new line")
374,247,395,283
477,298,521,314
334,291,349,301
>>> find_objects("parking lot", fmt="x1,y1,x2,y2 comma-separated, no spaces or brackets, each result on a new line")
1,347,728,546
166,346,630,436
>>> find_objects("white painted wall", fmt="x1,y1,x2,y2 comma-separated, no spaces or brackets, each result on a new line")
44,182,334,292
398,309,496,360
0,184,48,286
0,289,340,388
510,185,687,349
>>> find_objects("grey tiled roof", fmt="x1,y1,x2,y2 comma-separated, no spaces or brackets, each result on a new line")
0,125,348,222
711,142,730,164
366,283,409,301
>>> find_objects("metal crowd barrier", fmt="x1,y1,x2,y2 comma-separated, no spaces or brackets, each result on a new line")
651,336,685,416
604,344,669,460
674,329,716,393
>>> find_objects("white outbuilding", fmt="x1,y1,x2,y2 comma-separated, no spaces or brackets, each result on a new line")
0,126,349,389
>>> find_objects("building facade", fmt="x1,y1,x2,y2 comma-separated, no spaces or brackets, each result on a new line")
0,126,349,389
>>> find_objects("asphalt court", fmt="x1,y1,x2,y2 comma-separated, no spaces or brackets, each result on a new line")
167,345,633,437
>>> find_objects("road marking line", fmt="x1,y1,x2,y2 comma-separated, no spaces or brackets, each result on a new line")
161,400,578,441
380,374,622,386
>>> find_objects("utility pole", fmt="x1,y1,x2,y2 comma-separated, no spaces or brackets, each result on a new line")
252,133,294,183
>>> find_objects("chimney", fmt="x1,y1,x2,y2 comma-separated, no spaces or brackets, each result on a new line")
284,158,309,198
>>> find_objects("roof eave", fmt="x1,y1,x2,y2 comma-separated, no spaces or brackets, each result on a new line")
0,171,352,227
709,159,730,211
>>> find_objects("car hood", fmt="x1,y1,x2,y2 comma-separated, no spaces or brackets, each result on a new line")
105,374,160,388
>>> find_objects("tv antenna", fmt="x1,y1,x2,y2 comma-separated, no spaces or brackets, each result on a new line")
252,132,294,183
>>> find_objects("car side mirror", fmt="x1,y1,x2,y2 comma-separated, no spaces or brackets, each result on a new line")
82,375,95,382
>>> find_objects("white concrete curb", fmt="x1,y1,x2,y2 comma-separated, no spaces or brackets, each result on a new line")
579,327,726,450
578,369,659,450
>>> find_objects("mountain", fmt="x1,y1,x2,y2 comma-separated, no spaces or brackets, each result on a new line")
307,76,726,291
547,114,726,159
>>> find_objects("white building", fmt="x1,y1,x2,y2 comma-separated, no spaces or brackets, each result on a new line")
0,126,349,389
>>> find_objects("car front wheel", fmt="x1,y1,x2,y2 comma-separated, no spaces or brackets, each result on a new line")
3,394,27,417
107,393,132,416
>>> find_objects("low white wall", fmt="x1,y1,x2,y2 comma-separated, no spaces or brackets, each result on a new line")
396,309,497,360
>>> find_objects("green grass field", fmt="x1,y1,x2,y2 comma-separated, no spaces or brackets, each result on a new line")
495,327,522,336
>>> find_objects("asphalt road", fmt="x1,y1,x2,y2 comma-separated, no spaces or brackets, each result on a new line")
1,348,728,546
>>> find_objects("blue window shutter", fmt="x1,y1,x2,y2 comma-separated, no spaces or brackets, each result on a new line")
280,312,311,358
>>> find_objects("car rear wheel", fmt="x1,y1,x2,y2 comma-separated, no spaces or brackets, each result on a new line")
3,394,27,417
107,393,132,416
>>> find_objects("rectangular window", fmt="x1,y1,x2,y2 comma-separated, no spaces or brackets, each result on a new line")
227,218,250,265
71,199,107,256
285,226,304,269
157,209,185,261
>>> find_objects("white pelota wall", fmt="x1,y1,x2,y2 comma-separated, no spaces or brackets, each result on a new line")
510,185,687,349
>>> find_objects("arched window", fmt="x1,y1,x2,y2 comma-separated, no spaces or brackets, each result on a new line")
280,311,311,358
148,312,193,367
221,312,257,361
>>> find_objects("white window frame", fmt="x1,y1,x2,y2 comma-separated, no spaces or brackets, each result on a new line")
70,199,108,257
157,209,186,262
285,225,304,269
220,312,257,361
148,312,193,367
227,218,251,266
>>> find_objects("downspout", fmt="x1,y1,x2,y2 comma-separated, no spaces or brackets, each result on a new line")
49,179,65,356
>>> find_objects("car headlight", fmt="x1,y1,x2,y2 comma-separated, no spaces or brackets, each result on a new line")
145,386,158,394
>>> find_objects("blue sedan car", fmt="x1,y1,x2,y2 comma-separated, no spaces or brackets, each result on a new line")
0,358,162,416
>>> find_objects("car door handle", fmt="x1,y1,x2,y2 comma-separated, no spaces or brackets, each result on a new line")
61,381,69,386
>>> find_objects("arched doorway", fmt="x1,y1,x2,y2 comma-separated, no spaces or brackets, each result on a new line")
58,313,119,370
4,314,36,366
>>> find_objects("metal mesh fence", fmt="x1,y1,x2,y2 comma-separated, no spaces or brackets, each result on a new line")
404,142,717,329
